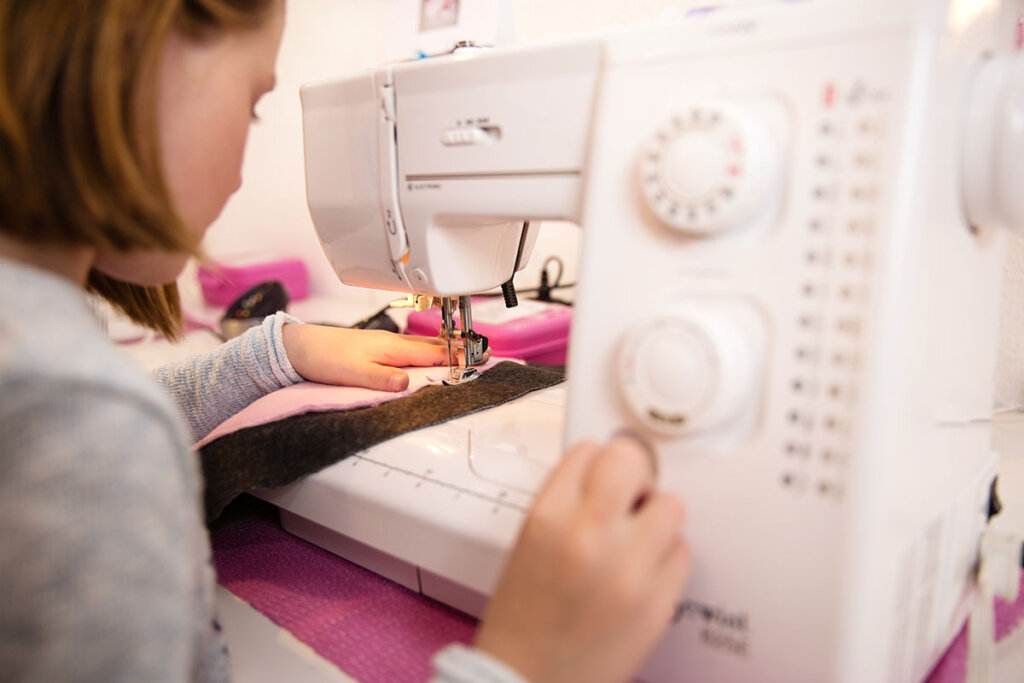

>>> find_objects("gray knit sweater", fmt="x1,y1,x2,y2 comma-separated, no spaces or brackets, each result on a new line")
0,257,525,683
0,258,301,681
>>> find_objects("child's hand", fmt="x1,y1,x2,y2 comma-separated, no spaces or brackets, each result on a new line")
281,324,463,391
475,436,690,683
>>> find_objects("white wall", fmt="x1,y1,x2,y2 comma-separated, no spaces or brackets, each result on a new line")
200,0,1024,408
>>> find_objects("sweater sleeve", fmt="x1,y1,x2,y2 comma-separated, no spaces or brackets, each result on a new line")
152,311,304,443
431,644,531,683
0,380,218,682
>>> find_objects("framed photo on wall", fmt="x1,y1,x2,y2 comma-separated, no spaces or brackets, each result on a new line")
387,0,513,60
419,0,460,32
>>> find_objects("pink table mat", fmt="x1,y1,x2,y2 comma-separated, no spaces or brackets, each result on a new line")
925,567,1024,683
213,520,1023,682
212,520,476,682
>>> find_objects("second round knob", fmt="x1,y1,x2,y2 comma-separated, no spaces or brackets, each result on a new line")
618,307,762,437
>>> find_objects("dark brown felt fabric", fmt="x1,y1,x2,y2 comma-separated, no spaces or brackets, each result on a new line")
199,361,565,522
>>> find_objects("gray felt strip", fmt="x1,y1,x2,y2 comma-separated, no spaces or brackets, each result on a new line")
200,361,565,522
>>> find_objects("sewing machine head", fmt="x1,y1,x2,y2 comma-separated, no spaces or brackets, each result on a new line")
299,42,601,375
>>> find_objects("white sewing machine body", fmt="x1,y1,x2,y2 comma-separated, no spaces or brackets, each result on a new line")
263,1,1024,681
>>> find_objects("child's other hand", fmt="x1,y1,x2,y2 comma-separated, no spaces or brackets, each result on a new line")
475,436,691,683
282,324,460,391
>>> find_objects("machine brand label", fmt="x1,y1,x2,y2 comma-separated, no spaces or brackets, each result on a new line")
407,182,441,192
673,599,750,658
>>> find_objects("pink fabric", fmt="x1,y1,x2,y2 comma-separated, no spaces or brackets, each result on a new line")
925,570,1024,683
212,520,476,682
196,358,502,448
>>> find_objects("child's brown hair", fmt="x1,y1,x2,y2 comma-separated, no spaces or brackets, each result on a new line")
0,0,274,337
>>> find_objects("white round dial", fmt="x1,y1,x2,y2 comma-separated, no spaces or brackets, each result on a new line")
618,309,760,437
963,55,1024,234
639,103,782,236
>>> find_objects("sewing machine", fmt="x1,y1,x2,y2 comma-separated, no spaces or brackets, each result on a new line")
262,1,1024,680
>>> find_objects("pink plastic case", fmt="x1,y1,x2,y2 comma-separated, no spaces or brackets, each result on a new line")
198,258,310,306
405,298,572,365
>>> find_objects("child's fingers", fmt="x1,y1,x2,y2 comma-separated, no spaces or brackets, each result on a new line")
338,361,409,392
627,491,686,570
381,337,450,367
531,440,603,516
580,436,656,523
403,335,451,346
650,535,692,610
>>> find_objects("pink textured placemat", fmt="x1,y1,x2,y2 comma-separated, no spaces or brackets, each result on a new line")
925,568,1024,683
212,519,476,682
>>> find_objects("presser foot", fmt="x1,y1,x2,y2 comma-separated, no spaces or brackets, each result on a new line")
437,296,489,386
442,366,480,386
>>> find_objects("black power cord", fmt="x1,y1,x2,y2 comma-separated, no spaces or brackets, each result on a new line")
535,256,574,306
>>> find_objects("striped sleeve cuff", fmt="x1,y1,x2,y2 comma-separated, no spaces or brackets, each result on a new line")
256,311,304,388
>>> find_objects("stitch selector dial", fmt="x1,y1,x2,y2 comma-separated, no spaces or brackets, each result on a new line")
618,309,760,437
639,103,781,236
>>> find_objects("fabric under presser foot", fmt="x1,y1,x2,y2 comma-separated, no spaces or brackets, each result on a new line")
199,361,565,522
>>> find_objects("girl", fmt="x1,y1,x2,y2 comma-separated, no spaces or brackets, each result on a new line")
0,1,690,681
